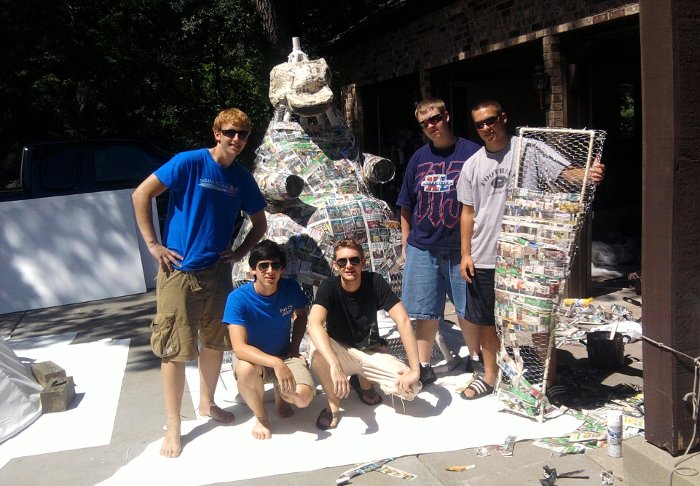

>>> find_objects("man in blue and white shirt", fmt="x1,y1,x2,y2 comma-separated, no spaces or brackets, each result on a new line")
132,108,267,457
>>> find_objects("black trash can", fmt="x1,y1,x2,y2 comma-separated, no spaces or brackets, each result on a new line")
583,331,625,370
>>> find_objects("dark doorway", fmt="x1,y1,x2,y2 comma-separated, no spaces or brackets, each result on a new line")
430,41,546,142
563,16,642,291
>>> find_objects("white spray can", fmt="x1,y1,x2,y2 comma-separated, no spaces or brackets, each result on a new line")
607,409,623,457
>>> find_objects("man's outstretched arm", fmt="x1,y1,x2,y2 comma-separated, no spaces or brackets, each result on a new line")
307,304,349,399
559,159,606,186
228,325,296,394
221,210,268,263
387,302,421,391
132,174,182,271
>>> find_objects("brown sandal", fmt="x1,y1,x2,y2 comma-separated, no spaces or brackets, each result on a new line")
349,375,383,405
315,408,340,430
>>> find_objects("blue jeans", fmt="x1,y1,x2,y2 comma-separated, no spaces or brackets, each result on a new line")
402,244,467,320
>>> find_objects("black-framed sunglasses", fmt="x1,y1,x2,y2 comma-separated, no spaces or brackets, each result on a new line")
257,261,283,271
474,114,501,130
335,256,361,268
220,129,250,139
418,112,444,129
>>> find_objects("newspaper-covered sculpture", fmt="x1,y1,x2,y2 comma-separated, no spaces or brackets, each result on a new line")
232,38,402,294
494,127,606,422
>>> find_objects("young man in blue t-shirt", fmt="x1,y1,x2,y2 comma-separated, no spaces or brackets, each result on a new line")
223,240,314,440
132,108,267,457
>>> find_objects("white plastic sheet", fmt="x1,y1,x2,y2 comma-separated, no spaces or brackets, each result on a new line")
0,339,42,445
0,189,155,313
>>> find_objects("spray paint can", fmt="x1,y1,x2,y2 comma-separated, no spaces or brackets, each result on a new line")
607,409,623,457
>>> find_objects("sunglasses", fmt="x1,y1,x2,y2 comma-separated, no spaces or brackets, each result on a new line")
220,129,250,139
256,261,283,271
418,113,444,129
474,115,501,130
335,256,361,268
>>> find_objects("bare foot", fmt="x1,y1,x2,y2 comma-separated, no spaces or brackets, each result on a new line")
252,415,272,440
275,400,295,418
161,422,182,458
201,404,235,423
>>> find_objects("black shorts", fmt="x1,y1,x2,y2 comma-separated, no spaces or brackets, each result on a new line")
465,268,495,326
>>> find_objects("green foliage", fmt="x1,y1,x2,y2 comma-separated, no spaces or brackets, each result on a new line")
0,0,272,185
619,83,635,138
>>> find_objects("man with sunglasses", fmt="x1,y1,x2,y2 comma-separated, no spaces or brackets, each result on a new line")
397,97,481,385
222,240,314,439
307,239,422,430
132,108,267,457
456,99,605,400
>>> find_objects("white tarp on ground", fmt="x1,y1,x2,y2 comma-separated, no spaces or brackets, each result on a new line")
99,365,581,486
0,333,130,469
0,339,42,445
0,189,159,314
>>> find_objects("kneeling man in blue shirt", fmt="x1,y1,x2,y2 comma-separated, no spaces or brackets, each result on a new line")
223,240,314,439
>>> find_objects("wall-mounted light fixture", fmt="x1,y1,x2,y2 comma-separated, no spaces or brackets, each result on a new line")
532,65,550,110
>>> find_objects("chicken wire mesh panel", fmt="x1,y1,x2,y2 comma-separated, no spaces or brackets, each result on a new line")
495,128,606,421
513,127,606,208
385,333,442,361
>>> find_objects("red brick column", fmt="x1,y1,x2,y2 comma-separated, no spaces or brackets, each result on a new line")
543,35,564,128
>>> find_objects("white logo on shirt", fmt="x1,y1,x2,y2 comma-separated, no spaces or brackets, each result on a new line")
199,178,239,196
421,174,454,193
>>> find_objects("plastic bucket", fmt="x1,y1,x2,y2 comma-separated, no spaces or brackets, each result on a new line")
582,331,625,370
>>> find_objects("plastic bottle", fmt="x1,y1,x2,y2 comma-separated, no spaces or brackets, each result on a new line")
563,297,593,307
607,409,623,457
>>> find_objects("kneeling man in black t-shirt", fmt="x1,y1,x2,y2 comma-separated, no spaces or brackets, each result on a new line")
308,239,422,430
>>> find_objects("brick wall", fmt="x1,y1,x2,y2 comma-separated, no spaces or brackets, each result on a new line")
329,1,638,129
329,1,638,88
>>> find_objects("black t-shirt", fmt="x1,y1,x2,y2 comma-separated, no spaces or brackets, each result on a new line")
313,271,400,349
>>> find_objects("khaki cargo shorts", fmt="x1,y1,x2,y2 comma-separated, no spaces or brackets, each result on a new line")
150,259,233,362
234,356,316,393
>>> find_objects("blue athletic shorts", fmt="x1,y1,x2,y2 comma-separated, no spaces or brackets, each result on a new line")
401,244,466,320
465,268,495,326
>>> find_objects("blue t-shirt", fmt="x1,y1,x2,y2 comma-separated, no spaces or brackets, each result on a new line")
222,278,309,356
396,137,480,250
155,148,266,270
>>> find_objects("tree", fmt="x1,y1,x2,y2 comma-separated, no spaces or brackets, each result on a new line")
0,0,270,186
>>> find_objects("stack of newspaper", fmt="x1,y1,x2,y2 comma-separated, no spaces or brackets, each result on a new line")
495,188,586,419
231,108,403,291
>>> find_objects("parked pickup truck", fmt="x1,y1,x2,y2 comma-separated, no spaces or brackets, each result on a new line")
0,139,171,229
0,139,170,200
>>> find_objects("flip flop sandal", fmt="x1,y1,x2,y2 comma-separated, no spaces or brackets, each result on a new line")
349,375,383,406
460,377,494,400
546,384,568,406
315,408,340,430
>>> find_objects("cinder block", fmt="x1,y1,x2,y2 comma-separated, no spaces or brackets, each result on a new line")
40,376,76,413
31,361,66,388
